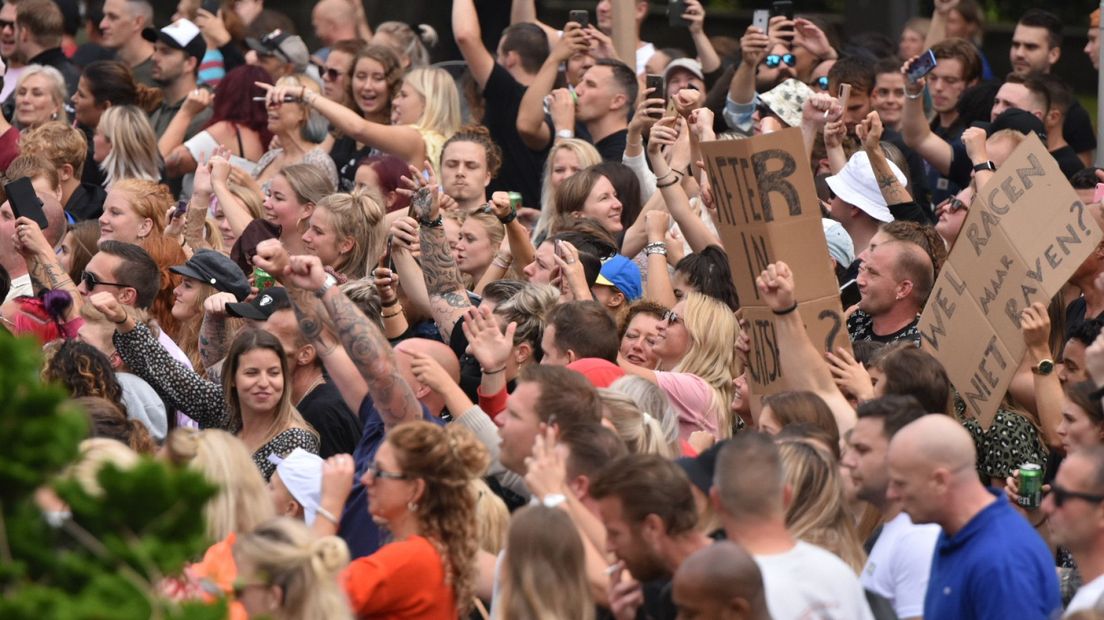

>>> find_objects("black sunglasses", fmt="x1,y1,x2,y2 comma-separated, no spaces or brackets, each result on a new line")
81,271,129,290
322,67,343,82
764,53,796,68
1050,483,1104,508
0,19,14,31
366,462,408,480
937,196,967,214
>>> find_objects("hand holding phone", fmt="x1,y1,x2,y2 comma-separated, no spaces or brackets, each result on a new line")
568,9,589,29
5,177,47,230
668,0,691,27
752,9,770,32
906,49,937,84
645,74,666,117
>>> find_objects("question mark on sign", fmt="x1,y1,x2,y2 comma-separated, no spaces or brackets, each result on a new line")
1071,200,1091,235
818,309,842,352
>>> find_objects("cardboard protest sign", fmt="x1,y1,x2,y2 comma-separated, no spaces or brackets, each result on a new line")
918,133,1100,428
701,128,850,394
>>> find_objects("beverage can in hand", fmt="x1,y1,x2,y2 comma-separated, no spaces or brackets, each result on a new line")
1018,463,1043,509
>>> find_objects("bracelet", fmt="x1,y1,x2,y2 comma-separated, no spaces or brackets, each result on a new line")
492,260,512,270
418,214,443,228
905,88,924,100
113,312,129,325
644,242,668,257
316,507,339,525
772,302,799,316
481,366,506,375
626,140,643,150
497,209,517,225
381,307,404,319
381,297,400,308
656,176,680,189
654,170,675,184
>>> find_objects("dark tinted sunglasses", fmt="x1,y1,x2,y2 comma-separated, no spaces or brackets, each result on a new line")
764,54,796,68
322,67,343,82
1050,483,1104,508
938,196,967,214
81,271,129,290
0,19,14,31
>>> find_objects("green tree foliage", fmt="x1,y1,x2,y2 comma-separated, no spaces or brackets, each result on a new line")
0,333,226,619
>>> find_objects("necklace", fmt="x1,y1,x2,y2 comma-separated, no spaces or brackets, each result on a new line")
296,374,326,406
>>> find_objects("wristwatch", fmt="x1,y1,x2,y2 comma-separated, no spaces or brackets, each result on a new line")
314,273,338,298
556,129,575,140
972,160,996,172
1031,359,1055,376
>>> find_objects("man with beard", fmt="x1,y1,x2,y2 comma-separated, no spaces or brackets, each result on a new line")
144,19,210,141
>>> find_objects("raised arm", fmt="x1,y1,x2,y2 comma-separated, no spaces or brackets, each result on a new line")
489,191,536,268
728,25,766,106
158,89,211,159
1021,302,1064,449
924,0,956,48
900,66,953,175
14,217,82,320
453,0,496,88
646,118,720,252
516,22,588,151
857,112,914,205
756,262,857,435
511,0,559,41
684,0,721,73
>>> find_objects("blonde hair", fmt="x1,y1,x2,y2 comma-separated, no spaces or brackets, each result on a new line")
275,74,327,143
472,478,509,555
608,375,680,454
98,105,162,187
313,188,387,280
165,428,274,541
497,505,595,620
375,21,436,67
599,389,673,457
777,437,866,574
535,139,601,242
404,66,460,139
233,517,353,620
174,279,216,370
67,437,141,496
675,293,742,436
15,64,67,127
20,120,87,176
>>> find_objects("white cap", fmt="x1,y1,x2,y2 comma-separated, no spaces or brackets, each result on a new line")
269,448,323,525
824,151,906,223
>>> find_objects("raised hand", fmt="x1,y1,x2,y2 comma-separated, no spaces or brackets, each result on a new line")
855,110,884,152
755,262,797,312
524,423,568,500
460,305,516,372
373,267,400,304
409,350,456,394
645,210,670,244
88,291,127,324
320,454,356,510
552,22,589,62
252,238,291,281
1020,301,1051,351
794,18,835,60
283,254,328,292
683,0,706,35
740,23,770,68
203,291,239,318
181,88,213,117
398,161,441,222
11,216,52,258
647,116,681,157
825,347,875,402
389,216,421,255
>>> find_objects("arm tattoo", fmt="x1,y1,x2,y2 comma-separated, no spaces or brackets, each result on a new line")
875,172,896,190
419,224,471,341
290,291,325,344
198,313,230,370
322,289,421,426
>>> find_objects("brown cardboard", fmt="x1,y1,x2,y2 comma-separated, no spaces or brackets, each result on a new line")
917,133,1101,428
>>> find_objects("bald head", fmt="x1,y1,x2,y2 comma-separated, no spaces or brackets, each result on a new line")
314,0,353,20
673,541,770,620
887,414,982,527
394,338,461,414
891,414,976,472
885,240,934,307
42,192,65,247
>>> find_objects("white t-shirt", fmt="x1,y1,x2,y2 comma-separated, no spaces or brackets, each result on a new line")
861,512,940,619
635,42,656,75
755,541,875,620
3,273,33,304
1067,574,1104,617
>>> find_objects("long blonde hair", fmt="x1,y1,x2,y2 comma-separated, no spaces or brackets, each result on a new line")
404,66,460,139
534,139,601,242
496,505,595,620
599,389,673,457
233,517,353,620
312,188,387,280
777,437,867,574
98,105,161,187
389,422,489,616
473,478,509,555
164,428,274,541
676,293,742,436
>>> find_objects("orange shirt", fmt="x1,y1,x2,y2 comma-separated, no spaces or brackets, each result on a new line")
342,535,457,619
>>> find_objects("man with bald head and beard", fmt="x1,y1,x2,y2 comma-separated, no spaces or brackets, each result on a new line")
888,415,1060,618
673,540,770,620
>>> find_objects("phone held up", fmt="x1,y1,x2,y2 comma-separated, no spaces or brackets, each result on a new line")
568,10,588,29
906,49,937,84
5,176,48,230
668,0,691,28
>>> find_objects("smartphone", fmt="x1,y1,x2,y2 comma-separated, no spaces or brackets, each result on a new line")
837,83,851,114
906,49,937,84
173,199,188,218
378,237,393,270
645,74,666,116
5,177,47,230
201,0,220,14
668,0,691,28
752,9,770,32
568,9,589,29
771,0,794,20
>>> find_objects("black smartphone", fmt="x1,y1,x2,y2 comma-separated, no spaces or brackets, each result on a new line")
770,0,794,20
668,0,691,27
568,10,589,29
174,199,188,218
906,49,937,84
201,0,220,14
645,74,666,116
5,177,47,230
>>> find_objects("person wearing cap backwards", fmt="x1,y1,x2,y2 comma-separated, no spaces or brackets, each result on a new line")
12,0,78,96
145,18,211,141
592,254,642,316
99,0,156,86
245,29,309,80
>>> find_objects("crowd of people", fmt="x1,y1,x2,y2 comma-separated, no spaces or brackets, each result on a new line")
7,0,1104,618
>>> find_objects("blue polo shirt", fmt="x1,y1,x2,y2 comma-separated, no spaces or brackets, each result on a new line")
338,395,442,559
924,489,1060,619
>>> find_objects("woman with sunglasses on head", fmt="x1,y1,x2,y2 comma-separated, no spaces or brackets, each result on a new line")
252,75,337,189
314,422,489,618
93,289,320,480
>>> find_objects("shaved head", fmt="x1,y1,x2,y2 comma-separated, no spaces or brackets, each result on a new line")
673,541,770,620
888,415,981,527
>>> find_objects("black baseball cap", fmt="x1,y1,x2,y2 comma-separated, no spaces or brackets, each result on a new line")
226,287,291,321
170,249,250,301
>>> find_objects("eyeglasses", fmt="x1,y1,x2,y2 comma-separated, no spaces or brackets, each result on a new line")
80,271,129,290
937,196,967,214
322,67,343,82
1050,483,1104,508
813,76,830,91
662,310,683,325
366,462,408,480
764,54,796,68
0,19,14,31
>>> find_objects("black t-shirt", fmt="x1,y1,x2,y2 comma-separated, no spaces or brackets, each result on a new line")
483,64,547,210
1064,100,1097,155
1064,297,1103,341
594,128,629,162
64,182,107,222
928,118,967,206
298,380,362,458
1050,145,1085,179
448,314,516,403
329,136,377,192
640,578,678,620
847,309,921,345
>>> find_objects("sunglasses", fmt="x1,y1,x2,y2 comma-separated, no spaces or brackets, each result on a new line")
366,462,408,480
662,310,683,325
322,67,343,82
0,19,14,31
80,271,129,290
764,53,796,68
937,196,967,214
1050,483,1104,508
813,76,830,91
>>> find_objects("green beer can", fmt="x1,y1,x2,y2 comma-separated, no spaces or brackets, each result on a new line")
1018,463,1042,509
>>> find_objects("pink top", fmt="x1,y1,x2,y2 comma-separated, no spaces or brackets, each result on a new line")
654,371,720,440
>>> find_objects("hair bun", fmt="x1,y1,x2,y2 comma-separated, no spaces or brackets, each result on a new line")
41,289,73,321
416,24,438,48
165,427,201,465
444,425,491,482
309,536,350,575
